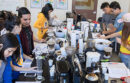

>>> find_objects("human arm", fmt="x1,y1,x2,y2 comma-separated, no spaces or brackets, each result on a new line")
11,62,36,71
125,45,130,51
102,23,106,31
23,53,33,61
0,60,2,67
99,32,120,39
102,24,117,34
116,37,121,44
117,31,130,51
33,36,46,43
121,43,130,51
116,37,130,51
125,44,130,51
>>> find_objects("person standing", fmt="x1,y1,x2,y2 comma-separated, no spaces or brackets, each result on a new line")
18,7,45,57
34,3,53,40
99,13,130,69
100,2,116,34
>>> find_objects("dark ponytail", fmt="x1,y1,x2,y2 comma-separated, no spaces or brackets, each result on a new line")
5,15,21,32
41,3,53,20
18,7,31,18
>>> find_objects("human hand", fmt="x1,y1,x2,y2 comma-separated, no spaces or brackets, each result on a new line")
116,37,121,44
102,31,107,34
48,27,52,29
124,77,130,83
96,33,101,38
29,55,33,58
126,44,130,51
27,67,37,71
41,27,44,29
97,34,106,39
53,15,57,19
121,42,130,51
79,71,83,77
40,39,46,43
99,35,106,39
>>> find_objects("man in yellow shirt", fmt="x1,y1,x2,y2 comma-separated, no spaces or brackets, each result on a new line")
34,3,53,40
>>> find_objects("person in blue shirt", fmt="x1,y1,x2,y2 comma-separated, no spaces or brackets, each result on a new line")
98,1,126,54
109,1,126,53
100,1,126,35
109,1,126,33
4,15,36,81
0,33,20,83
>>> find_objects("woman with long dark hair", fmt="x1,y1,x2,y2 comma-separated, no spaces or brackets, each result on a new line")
99,13,130,69
4,15,36,81
18,7,45,58
0,33,20,83
34,3,53,40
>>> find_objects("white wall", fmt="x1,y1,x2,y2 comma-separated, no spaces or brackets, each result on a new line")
0,0,25,13
0,0,130,35
0,0,129,22
96,0,130,20
0,0,72,36
26,0,72,35
129,3,130,12
26,0,72,23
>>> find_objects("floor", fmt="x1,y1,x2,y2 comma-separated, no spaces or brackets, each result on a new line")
110,52,121,62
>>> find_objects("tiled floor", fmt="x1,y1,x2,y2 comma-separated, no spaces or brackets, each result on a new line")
110,52,121,62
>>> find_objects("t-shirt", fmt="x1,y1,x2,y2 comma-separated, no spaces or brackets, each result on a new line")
33,13,48,40
102,14,116,26
0,61,6,83
114,12,126,32
119,31,130,55
3,56,12,83
16,34,23,66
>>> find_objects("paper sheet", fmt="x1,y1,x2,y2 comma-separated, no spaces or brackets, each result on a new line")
107,62,130,78
20,60,36,73
15,81,41,83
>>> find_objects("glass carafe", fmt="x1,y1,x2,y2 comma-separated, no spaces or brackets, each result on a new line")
35,55,45,81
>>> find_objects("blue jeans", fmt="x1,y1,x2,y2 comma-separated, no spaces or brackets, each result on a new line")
120,53,130,69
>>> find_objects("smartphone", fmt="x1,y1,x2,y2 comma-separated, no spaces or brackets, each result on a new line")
24,73,36,77
111,80,117,83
